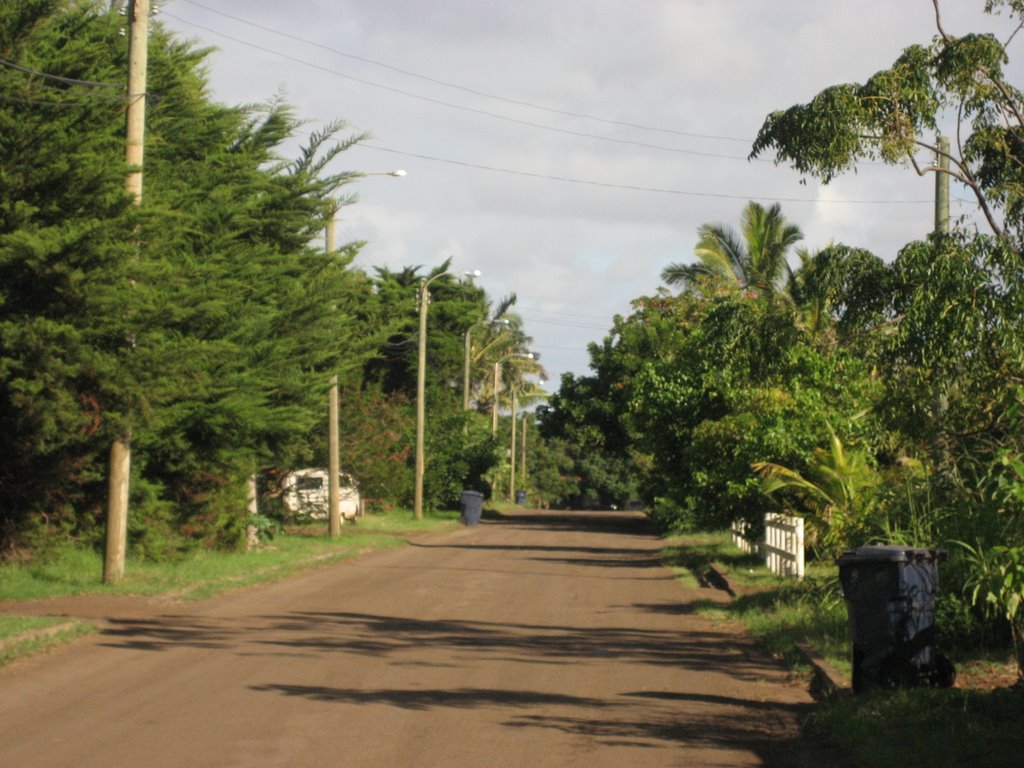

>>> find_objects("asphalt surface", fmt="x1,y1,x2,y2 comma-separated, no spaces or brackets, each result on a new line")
0,509,828,767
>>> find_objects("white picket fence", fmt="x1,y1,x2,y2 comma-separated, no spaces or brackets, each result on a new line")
731,513,805,579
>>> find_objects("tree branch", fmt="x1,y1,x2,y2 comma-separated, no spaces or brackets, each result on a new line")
1004,19,1024,49
909,138,1006,239
932,0,952,42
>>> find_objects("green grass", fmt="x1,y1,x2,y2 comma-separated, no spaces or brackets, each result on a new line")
665,531,1024,768
0,506,464,665
0,615,69,638
664,531,850,672
345,507,463,534
0,533,400,601
0,507,461,602
0,616,94,666
813,686,1024,768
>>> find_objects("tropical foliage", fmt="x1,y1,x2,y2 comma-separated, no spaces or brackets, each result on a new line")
538,0,1024,676
661,201,803,298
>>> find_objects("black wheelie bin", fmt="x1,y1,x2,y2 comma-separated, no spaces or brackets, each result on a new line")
837,545,956,692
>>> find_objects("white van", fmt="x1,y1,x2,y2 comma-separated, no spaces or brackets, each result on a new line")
280,468,361,520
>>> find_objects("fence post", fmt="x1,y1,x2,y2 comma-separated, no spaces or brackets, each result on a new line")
762,513,805,580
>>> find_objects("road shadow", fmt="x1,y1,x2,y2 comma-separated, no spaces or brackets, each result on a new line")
99,616,237,651
483,508,654,537
245,610,790,681
249,678,822,766
249,684,609,711
502,704,819,766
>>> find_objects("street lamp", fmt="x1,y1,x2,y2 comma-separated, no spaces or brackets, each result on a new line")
415,268,481,520
325,170,406,253
326,169,405,536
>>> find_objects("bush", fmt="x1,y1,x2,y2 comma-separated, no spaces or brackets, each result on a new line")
424,412,499,510
648,496,697,533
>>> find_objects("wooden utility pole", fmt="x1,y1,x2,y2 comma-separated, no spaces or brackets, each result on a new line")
935,135,950,233
491,361,501,436
509,391,517,502
414,282,430,520
325,210,342,536
105,0,149,584
327,375,342,536
325,207,336,253
520,413,527,492
931,135,951,470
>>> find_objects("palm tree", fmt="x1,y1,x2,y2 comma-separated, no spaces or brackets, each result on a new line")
787,245,836,345
662,201,803,298
753,429,879,559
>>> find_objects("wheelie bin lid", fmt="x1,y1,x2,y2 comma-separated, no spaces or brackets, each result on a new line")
836,545,946,566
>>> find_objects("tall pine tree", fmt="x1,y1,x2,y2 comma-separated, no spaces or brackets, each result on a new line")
0,1,372,552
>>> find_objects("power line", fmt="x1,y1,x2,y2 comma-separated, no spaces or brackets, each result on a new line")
358,142,939,205
533,342,602,351
162,11,759,161
0,94,119,109
520,315,609,331
165,8,908,175
178,0,752,145
0,56,121,89
519,305,617,322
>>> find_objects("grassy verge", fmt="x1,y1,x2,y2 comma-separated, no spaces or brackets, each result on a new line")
664,531,1023,768
0,616,93,666
0,507,462,664
664,532,850,674
814,686,1023,767
0,507,460,603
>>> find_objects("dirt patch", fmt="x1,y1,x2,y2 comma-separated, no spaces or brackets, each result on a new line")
955,657,1020,691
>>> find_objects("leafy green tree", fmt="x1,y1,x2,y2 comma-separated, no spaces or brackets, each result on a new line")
424,412,499,508
539,321,644,510
522,432,579,508
750,0,1024,247
747,3,1024,659
661,201,803,298
0,1,141,547
789,244,893,347
365,260,488,400
545,263,881,530
879,232,1024,473
632,292,879,530
336,385,414,506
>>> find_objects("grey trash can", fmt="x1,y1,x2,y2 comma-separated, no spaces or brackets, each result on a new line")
515,490,527,505
460,490,484,526
837,545,955,692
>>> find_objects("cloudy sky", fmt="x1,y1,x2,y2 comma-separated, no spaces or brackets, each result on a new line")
159,0,1020,388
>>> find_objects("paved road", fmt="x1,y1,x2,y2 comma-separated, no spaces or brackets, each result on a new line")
0,509,825,767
